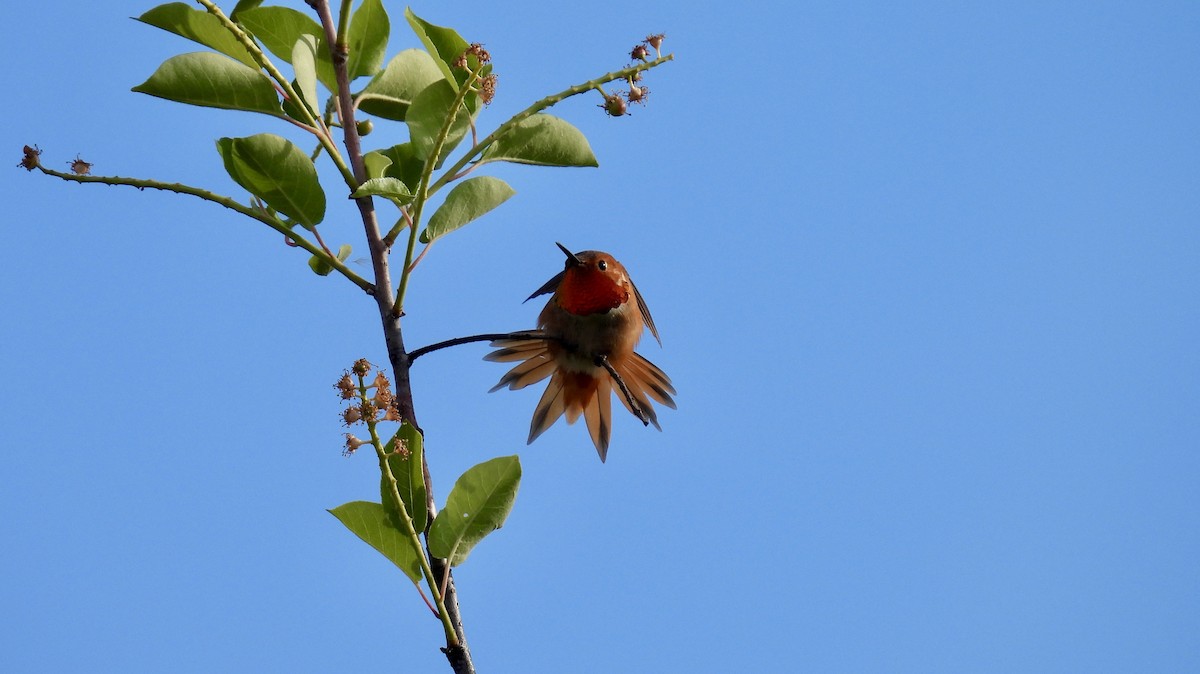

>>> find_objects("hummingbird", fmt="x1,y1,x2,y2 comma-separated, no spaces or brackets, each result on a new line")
486,243,675,462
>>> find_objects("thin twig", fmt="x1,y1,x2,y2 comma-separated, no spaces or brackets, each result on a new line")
427,54,675,197
33,165,375,294
408,332,550,363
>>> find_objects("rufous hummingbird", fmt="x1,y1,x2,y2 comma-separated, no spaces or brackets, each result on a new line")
486,243,675,462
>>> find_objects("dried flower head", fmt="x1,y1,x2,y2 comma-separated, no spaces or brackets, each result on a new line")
19,144,42,171
342,406,363,426
360,400,379,422
456,43,491,70
467,43,491,64
335,372,357,399
343,433,369,457
371,371,395,408
630,44,650,61
600,92,629,117
627,82,650,105
479,73,497,105
69,155,93,175
645,33,665,51
374,386,395,411
372,371,391,392
352,358,372,377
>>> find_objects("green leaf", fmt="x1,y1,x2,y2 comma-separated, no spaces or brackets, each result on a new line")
406,80,471,164
356,49,444,121
481,114,599,168
280,78,309,124
236,6,319,59
404,8,470,87
362,151,393,180
427,456,521,566
132,52,281,116
377,143,424,191
352,178,414,202
346,0,389,80
280,35,319,123
381,423,428,534
291,35,320,116
329,501,422,583
422,176,515,243
402,8,489,113
216,133,326,227
307,244,350,276
136,3,257,67
229,0,263,20
237,6,336,91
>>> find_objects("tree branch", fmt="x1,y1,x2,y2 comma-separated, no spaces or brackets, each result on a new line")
306,2,474,672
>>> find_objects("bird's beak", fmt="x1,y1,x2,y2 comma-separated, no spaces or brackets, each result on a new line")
556,242,584,266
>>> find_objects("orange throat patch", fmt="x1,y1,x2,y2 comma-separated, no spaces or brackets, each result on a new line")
557,269,628,316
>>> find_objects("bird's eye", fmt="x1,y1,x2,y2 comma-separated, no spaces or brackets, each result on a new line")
597,260,608,271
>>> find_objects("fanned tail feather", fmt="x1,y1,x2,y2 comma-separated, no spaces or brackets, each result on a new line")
528,370,567,444
583,376,613,462
486,334,672,462
489,353,556,392
537,370,606,460
486,334,558,392
624,353,677,409
484,334,552,363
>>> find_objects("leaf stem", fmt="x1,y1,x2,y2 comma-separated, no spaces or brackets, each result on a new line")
309,225,336,258
405,239,433,275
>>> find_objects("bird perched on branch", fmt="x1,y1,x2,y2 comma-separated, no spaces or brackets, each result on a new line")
486,243,675,462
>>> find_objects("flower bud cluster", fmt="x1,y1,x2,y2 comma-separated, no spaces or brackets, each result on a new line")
599,33,666,117
454,43,498,106
336,359,402,456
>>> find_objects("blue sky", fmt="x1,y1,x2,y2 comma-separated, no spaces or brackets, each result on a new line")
3,1,1198,672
